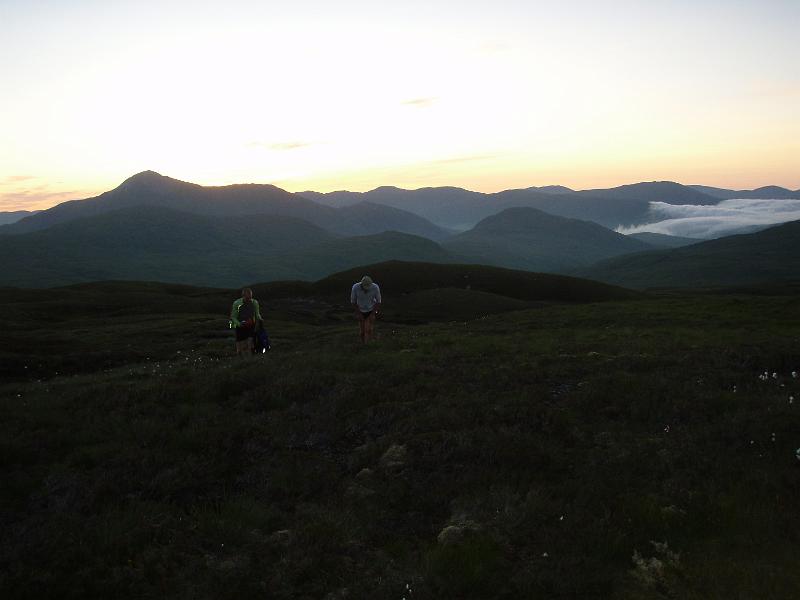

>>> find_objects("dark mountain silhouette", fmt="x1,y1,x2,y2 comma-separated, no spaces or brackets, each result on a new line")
528,185,575,194
301,186,490,230
628,231,703,248
0,205,452,287
334,201,450,240
486,188,652,229
0,171,447,239
579,181,718,204
489,183,720,230
442,207,653,272
688,185,799,199
304,181,722,230
577,220,800,288
0,210,38,225
0,205,335,287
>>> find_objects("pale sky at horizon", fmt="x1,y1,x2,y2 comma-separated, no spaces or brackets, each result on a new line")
1,0,799,211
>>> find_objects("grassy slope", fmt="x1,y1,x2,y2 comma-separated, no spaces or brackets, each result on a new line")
443,208,652,272
581,220,800,289
1,280,800,599
0,209,455,287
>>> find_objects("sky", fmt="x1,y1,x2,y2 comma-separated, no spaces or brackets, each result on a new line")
1,0,799,211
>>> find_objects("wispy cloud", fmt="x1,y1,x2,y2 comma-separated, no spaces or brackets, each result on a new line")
618,199,800,239
401,97,438,108
0,186,89,211
1,175,37,185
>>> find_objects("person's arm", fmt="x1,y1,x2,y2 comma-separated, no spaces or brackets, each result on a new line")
253,299,263,323
350,286,360,315
374,286,382,315
230,300,242,328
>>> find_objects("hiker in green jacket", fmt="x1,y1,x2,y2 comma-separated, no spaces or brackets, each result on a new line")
230,287,262,356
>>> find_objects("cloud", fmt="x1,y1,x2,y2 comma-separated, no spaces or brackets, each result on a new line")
1,175,36,185
0,187,88,211
618,198,800,239
401,97,437,108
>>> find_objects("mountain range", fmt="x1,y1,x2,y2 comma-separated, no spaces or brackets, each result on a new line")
1,171,798,290
0,171,449,240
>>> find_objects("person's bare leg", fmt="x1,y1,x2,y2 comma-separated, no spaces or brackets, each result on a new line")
358,316,367,343
364,314,375,343
236,339,252,357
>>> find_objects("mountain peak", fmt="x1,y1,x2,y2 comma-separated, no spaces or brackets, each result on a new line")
122,170,166,185
116,171,198,195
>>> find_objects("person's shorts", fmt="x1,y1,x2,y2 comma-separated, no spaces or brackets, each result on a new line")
235,326,254,341
360,311,374,320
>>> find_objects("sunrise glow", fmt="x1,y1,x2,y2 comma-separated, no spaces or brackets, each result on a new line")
1,0,798,210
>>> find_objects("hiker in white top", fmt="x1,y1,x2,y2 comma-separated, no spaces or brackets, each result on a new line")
351,275,382,343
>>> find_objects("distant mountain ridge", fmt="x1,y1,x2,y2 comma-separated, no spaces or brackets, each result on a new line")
688,185,800,200
0,210,39,225
0,171,449,240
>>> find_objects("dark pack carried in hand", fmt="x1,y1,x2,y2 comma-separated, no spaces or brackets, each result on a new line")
253,322,271,354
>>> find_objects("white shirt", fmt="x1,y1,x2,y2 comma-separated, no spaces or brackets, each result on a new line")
351,282,382,312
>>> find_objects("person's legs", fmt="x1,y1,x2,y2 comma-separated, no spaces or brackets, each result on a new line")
358,314,367,343
235,327,253,356
364,313,376,343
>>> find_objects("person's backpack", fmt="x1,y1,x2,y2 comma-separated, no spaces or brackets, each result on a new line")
253,321,271,353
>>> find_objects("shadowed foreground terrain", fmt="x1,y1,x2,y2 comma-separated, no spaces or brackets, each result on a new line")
1,267,799,599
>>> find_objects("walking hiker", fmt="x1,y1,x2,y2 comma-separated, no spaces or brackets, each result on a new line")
230,287,263,356
351,275,381,344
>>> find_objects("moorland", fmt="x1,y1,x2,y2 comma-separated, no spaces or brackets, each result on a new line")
2,261,799,599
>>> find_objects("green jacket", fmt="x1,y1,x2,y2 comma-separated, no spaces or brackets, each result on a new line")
230,298,263,329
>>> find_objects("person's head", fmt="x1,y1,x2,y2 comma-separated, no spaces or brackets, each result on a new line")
242,287,253,301
360,275,373,290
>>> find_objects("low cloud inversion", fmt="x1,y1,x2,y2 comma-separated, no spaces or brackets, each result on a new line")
619,198,800,239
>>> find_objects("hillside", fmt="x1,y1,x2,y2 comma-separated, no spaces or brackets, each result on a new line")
628,231,702,248
578,219,800,289
273,233,454,281
0,210,38,225
301,186,491,230
579,181,718,204
335,201,450,240
0,171,447,239
0,207,451,287
1,277,799,598
442,207,653,272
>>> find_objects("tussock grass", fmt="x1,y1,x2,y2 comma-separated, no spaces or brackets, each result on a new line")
1,285,799,599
